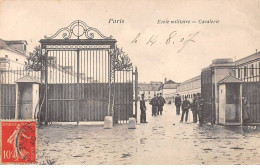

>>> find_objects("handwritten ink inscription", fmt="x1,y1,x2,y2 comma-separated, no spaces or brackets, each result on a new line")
131,31,199,53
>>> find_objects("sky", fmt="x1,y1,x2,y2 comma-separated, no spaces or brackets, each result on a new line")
0,0,260,83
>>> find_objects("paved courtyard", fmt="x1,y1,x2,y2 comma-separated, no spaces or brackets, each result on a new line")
37,104,260,165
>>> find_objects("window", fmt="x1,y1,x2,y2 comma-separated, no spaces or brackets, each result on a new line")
251,64,254,76
244,66,247,78
16,59,18,62
5,55,8,58
259,62,260,75
237,68,240,78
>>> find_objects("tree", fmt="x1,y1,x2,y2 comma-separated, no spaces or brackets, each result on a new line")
25,45,47,125
25,45,47,82
113,47,132,71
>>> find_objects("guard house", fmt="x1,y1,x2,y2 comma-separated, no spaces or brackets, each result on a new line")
218,75,243,125
15,75,40,120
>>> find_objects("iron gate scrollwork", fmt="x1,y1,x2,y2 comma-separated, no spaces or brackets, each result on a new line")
39,20,137,123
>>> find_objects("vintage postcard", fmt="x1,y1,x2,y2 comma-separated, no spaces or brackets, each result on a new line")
0,0,260,165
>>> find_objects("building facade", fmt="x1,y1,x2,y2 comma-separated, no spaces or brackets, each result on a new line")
234,52,260,124
0,39,28,70
162,80,179,103
235,52,260,82
138,81,163,100
176,75,201,101
201,52,260,125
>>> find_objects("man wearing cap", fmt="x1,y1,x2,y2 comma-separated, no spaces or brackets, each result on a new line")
158,93,166,115
150,94,159,116
175,94,182,115
181,95,191,123
140,94,148,123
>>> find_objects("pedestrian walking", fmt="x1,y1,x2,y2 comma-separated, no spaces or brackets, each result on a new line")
150,94,159,116
158,93,166,115
140,94,148,123
175,94,181,115
196,93,205,126
242,96,250,125
180,96,190,123
191,94,198,123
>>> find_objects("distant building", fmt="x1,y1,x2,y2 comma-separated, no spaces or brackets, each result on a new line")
162,79,179,103
138,81,163,100
0,39,28,70
176,75,201,101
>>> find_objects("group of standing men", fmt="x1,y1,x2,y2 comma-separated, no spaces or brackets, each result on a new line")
149,93,166,116
139,93,166,123
174,93,205,126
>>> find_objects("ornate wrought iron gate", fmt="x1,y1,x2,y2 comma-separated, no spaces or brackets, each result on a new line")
40,20,137,123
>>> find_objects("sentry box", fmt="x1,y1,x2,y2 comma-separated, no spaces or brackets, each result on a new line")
15,75,40,120
218,75,243,126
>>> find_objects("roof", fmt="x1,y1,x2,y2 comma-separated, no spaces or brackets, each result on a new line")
179,75,201,85
235,52,260,66
5,40,28,45
15,75,41,83
202,58,235,72
138,83,162,91
164,80,176,84
218,75,242,84
0,38,27,56
163,83,179,89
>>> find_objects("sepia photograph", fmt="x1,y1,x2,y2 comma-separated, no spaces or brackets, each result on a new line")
0,0,260,165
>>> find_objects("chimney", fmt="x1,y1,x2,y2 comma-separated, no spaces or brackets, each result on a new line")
256,49,258,53
164,77,167,83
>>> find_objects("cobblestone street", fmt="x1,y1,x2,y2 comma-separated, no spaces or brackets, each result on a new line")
37,104,260,165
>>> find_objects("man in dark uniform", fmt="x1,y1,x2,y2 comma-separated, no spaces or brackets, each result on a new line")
181,96,191,123
158,93,166,115
191,94,198,123
156,93,160,115
175,94,182,115
140,94,148,123
150,94,158,116
196,93,205,126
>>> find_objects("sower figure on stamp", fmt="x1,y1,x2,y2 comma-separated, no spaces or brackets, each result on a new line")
7,124,31,161
196,93,205,126
191,94,198,123
175,94,182,115
180,96,190,123
150,94,158,116
158,93,166,115
140,94,148,123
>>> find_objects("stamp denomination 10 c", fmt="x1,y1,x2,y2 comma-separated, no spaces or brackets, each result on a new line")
1,121,36,164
